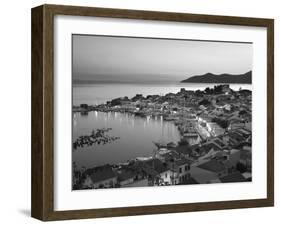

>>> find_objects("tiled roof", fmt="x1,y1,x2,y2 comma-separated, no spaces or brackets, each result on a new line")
118,170,136,181
173,144,192,155
160,150,180,161
174,158,192,166
220,172,247,183
197,159,226,173
86,165,117,183
144,159,170,174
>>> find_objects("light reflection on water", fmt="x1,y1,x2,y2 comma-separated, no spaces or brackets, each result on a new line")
72,83,252,168
72,111,180,168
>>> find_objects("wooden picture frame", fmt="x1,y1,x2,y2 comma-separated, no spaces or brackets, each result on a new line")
31,4,274,221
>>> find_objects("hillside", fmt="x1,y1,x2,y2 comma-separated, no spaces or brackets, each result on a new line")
181,71,252,84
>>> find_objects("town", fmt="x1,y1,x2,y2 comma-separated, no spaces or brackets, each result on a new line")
72,84,252,190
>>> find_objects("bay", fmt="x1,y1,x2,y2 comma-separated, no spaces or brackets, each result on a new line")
72,82,251,168
73,111,180,168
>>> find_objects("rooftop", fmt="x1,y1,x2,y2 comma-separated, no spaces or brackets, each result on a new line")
85,165,117,183
173,144,192,155
174,158,192,166
197,159,226,173
220,172,247,183
117,170,136,181
144,159,170,174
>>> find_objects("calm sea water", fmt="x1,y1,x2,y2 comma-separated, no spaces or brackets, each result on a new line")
73,83,251,106
73,111,180,168
72,83,251,168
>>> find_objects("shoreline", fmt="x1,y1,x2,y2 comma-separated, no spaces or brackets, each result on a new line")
73,84,252,155
73,83,252,106
72,84,252,189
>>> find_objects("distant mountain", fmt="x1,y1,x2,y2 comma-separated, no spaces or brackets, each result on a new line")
181,71,252,84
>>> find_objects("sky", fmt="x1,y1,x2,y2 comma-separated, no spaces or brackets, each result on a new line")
72,34,252,84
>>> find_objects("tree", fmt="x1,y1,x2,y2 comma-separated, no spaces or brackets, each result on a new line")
239,110,247,115
214,85,223,94
195,90,203,97
178,139,189,146
236,162,247,173
204,87,215,94
199,99,211,106
111,98,122,106
212,117,229,129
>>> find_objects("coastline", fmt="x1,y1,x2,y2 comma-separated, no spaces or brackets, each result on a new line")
73,82,252,105
73,84,251,161
72,84,252,189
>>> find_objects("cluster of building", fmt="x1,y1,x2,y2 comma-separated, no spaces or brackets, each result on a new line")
73,84,252,190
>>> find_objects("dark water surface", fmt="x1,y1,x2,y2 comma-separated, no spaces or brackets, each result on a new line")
73,111,180,168
72,83,251,168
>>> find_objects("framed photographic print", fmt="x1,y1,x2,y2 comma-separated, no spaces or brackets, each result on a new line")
31,4,274,221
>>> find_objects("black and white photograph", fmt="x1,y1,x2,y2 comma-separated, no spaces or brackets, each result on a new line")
72,34,252,190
